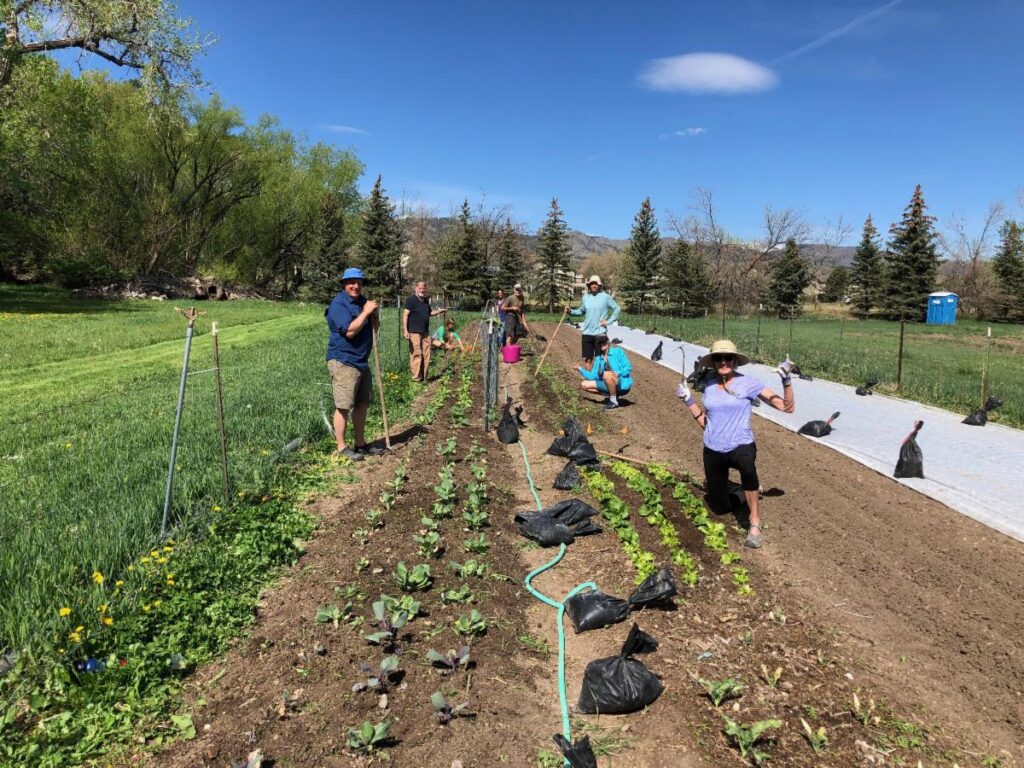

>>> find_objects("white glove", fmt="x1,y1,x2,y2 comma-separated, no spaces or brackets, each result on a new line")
676,382,692,401
777,357,794,382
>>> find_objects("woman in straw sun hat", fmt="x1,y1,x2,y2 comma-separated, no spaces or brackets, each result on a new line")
565,274,620,365
676,339,795,548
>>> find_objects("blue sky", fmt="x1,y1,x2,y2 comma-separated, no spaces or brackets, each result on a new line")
119,2,1024,239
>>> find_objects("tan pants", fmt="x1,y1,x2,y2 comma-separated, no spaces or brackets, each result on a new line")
409,332,432,380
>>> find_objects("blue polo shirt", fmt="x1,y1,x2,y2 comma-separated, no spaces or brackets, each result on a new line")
325,291,372,369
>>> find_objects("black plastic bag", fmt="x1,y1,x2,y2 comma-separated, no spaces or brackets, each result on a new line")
610,337,622,344
552,734,598,768
894,420,924,479
791,363,814,381
565,566,678,633
798,411,840,437
962,395,1003,426
855,375,879,396
577,624,663,714
515,499,602,546
496,401,519,444
554,460,582,490
687,361,717,393
651,341,663,361
546,417,600,466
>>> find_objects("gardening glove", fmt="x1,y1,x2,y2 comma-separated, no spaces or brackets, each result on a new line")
676,381,694,405
776,357,794,386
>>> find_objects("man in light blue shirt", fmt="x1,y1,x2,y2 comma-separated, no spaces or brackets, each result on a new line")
566,275,621,364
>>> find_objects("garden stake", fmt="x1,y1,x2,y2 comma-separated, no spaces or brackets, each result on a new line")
371,322,392,451
981,326,993,406
533,305,570,377
596,449,657,467
211,321,230,504
161,306,205,538
755,304,763,359
896,312,906,392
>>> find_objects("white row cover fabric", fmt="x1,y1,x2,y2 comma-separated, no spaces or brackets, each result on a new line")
603,324,1024,544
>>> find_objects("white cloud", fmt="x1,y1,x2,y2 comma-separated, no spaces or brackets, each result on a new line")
317,124,370,135
659,127,707,140
638,53,778,94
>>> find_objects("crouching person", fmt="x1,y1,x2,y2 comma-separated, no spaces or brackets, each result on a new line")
577,335,632,410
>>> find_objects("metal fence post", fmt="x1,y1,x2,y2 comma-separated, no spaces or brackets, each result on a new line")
211,321,230,505
896,312,906,391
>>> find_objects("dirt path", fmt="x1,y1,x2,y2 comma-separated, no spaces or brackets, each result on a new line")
537,322,1024,765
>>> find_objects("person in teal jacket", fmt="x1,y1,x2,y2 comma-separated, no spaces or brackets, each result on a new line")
577,335,632,410
566,274,621,364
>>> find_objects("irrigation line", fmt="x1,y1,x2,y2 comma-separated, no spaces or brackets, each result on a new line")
516,440,597,764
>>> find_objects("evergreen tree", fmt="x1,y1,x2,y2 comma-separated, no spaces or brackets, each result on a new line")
535,198,573,312
850,215,885,315
493,217,526,290
620,197,662,313
299,192,348,303
884,185,940,319
766,238,811,318
659,238,715,316
357,175,404,295
821,265,850,303
438,200,488,308
991,219,1024,322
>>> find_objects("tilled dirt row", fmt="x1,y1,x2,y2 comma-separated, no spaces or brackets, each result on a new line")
529,321,1023,766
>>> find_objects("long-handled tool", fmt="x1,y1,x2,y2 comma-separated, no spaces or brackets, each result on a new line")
533,305,571,377
370,321,392,451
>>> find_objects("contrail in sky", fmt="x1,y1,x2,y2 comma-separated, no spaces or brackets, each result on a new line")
772,0,904,64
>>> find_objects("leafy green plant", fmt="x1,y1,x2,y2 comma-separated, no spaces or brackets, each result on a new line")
346,719,390,754
365,508,384,528
453,609,486,637
394,562,432,592
431,464,458,518
469,462,487,481
760,664,782,690
426,646,471,675
364,600,409,652
440,584,475,605
732,567,753,596
462,509,489,530
517,632,549,653
449,559,488,579
851,692,878,726
696,677,744,707
582,469,658,582
431,691,472,724
437,436,458,459
355,556,370,573
315,603,346,629
465,441,485,463
413,529,443,558
463,533,489,554
722,717,781,765
352,655,401,694
800,718,828,754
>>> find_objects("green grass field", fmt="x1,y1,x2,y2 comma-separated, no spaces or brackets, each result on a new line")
0,285,470,656
619,309,1024,429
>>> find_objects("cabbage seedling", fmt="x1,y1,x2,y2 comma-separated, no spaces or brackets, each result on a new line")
426,646,470,675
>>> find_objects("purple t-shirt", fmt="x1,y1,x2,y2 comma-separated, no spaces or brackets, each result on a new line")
702,374,765,453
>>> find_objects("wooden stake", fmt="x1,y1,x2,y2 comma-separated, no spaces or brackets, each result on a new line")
370,323,392,450
896,312,906,392
596,449,657,467
211,321,230,504
533,305,571,377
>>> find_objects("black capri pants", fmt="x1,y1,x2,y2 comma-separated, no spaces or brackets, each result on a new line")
703,443,759,515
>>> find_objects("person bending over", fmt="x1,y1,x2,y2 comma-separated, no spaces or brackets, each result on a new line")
431,319,465,352
677,339,795,548
577,335,632,411
566,274,620,364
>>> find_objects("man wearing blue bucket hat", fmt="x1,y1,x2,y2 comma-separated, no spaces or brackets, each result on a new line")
325,267,384,460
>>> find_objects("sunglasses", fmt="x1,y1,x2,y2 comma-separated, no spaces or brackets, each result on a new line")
711,354,735,364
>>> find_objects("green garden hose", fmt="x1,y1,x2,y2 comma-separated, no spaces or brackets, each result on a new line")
517,440,597,764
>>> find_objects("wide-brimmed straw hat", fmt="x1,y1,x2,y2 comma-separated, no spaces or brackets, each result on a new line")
586,274,603,287
698,339,750,368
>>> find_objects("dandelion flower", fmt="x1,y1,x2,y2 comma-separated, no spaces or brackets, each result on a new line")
115,580,124,587
127,565,135,572
102,616,113,626
97,604,107,613
166,579,175,587
91,571,104,585
59,607,71,617
68,631,82,644
153,600,161,607
163,545,173,552
156,556,168,564
212,505,222,512
142,604,151,613
150,550,159,558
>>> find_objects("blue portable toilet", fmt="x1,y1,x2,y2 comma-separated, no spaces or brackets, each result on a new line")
926,291,958,325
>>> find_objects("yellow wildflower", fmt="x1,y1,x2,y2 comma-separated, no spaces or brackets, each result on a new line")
142,604,151,613
102,616,113,626
163,545,173,552
260,449,270,456
140,557,150,564
91,571,104,585
58,607,71,617
65,443,73,449
127,564,135,572
75,625,84,632
153,600,161,607
115,580,124,587
97,604,107,613
212,505,222,512
150,550,159,558
68,631,82,644
156,556,168,564
166,579,175,587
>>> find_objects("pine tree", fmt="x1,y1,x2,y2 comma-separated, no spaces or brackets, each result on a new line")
821,266,850,303
850,215,885,315
659,238,715,316
300,192,347,303
766,238,810,318
535,198,573,312
438,200,488,308
357,175,405,295
493,217,526,290
991,219,1024,322
884,185,939,319
620,197,662,313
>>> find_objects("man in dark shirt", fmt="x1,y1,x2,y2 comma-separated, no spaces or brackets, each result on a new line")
325,268,384,460
402,280,447,381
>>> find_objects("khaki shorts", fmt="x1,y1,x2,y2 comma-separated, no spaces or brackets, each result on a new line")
328,360,372,411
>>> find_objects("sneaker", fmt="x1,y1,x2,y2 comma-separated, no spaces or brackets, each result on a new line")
355,444,387,456
602,401,620,411
601,397,611,405
338,447,364,461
